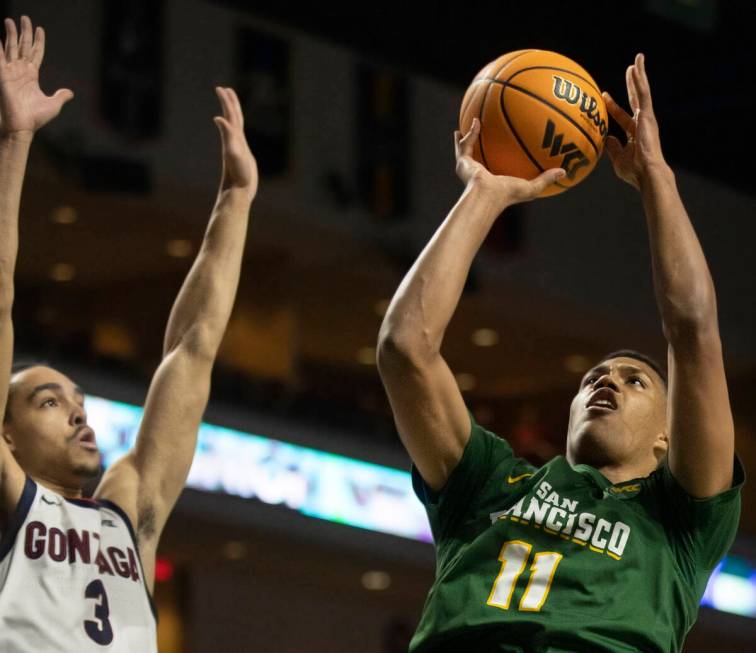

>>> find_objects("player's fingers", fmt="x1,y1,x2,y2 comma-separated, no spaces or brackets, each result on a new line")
31,25,45,67
51,88,74,106
213,116,232,146
604,135,623,165
4,18,18,61
632,54,654,112
458,118,479,157
225,87,244,127
18,15,32,59
625,64,639,114
453,130,462,158
603,92,635,135
528,168,566,196
215,86,232,121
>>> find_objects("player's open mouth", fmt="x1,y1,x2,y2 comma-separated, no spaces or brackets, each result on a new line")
586,388,618,411
76,427,98,451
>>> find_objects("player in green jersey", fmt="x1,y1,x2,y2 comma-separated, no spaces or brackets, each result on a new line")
377,54,743,653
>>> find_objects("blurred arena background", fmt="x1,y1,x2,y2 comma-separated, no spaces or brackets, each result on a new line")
4,0,754,650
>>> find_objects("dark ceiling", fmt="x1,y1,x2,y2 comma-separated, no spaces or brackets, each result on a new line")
214,0,753,195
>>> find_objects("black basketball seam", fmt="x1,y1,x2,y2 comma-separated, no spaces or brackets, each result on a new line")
499,86,570,190
484,78,600,155
475,50,535,174
478,80,493,171
498,83,545,176
505,65,602,96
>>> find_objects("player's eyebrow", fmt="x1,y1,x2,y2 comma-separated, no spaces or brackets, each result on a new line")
583,365,654,384
27,383,86,402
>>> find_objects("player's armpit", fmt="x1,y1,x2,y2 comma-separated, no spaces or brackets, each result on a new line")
665,331,735,499
96,345,211,546
377,340,470,492
0,437,26,529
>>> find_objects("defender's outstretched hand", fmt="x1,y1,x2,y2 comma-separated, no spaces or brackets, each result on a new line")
0,16,73,137
455,118,565,207
603,53,666,190
214,86,258,197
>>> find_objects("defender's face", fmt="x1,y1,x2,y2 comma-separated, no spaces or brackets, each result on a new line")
566,357,667,468
3,366,100,485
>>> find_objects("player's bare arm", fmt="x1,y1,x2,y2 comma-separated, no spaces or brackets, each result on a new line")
95,86,257,591
377,119,565,491
604,54,734,498
0,16,72,526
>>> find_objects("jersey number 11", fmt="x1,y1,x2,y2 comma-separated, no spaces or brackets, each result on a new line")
486,539,563,612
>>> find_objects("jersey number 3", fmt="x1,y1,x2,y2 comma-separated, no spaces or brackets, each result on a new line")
487,540,562,612
84,579,114,645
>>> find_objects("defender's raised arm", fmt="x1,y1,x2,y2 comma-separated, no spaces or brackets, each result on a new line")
0,15,72,525
95,87,257,590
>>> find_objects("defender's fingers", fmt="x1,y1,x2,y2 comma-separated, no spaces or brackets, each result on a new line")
214,115,232,140
4,18,18,60
51,88,74,106
18,15,32,58
215,87,232,121
31,25,45,67
225,87,244,126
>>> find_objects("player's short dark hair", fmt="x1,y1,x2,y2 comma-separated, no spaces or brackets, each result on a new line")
598,349,667,387
3,360,51,424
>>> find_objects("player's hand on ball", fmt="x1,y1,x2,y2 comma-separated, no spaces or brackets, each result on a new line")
603,54,666,190
455,118,565,207
214,86,258,198
0,16,73,137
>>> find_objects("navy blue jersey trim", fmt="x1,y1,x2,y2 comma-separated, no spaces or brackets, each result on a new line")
98,498,159,623
63,496,101,509
0,476,37,562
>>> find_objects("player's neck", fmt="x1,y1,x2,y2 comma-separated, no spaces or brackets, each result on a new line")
31,473,85,499
594,460,656,485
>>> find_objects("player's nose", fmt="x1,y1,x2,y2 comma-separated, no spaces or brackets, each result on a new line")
69,405,87,426
594,373,619,392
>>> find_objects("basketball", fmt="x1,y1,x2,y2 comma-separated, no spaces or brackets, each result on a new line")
459,50,608,196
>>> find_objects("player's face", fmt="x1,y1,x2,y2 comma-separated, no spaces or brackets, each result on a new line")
2,366,100,486
566,357,667,471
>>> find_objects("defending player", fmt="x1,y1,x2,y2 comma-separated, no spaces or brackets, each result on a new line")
0,17,257,651
377,53,742,652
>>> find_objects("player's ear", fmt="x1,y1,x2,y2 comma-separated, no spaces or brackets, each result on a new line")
652,428,669,461
2,428,18,452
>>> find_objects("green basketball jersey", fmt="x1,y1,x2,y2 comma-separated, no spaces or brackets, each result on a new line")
410,416,744,653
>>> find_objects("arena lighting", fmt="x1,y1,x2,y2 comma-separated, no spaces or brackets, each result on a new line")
154,557,174,583
701,556,756,618
87,395,433,544
87,395,754,617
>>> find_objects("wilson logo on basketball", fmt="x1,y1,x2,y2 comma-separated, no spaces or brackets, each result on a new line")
541,119,590,180
551,76,608,137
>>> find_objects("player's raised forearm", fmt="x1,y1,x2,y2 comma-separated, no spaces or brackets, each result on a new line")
162,86,256,359
379,120,563,365
379,181,503,361
640,165,718,339
162,187,252,358
0,133,31,308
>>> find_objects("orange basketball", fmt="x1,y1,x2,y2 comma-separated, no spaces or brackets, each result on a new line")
459,50,608,197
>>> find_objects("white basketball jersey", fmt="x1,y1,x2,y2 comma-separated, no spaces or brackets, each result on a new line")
0,477,157,652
